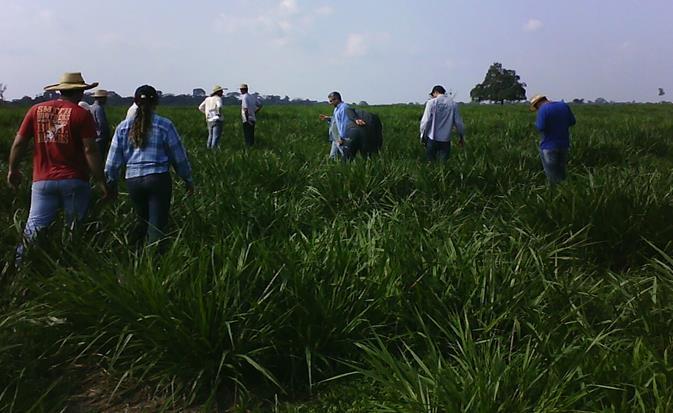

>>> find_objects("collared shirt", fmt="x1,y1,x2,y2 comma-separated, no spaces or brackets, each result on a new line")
331,102,350,139
198,95,223,122
125,103,137,121
105,113,193,185
535,101,576,150
89,101,110,142
419,95,465,142
240,93,262,123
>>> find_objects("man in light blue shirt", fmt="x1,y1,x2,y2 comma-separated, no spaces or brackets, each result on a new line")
90,89,111,158
319,91,365,159
420,85,465,162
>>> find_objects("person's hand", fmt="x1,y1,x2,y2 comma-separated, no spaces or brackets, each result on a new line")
185,183,195,197
319,114,329,121
97,181,112,201
338,139,346,146
355,119,366,126
457,137,465,148
7,170,22,190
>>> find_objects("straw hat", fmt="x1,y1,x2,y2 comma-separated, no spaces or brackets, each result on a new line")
44,72,98,91
239,83,248,90
92,89,108,98
211,85,226,95
529,94,547,111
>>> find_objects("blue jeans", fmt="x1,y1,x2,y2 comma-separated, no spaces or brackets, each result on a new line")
540,148,569,184
125,173,172,246
207,120,222,149
329,140,344,159
16,179,91,263
426,139,451,162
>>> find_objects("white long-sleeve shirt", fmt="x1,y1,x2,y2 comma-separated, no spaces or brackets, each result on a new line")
198,96,223,122
420,94,464,142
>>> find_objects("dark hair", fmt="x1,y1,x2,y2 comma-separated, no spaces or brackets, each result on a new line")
131,85,158,149
328,91,342,101
430,85,446,95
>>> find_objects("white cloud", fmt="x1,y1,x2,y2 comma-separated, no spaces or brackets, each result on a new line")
345,34,367,57
280,0,299,13
523,18,543,32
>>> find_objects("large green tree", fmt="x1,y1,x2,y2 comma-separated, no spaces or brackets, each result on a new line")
470,63,527,104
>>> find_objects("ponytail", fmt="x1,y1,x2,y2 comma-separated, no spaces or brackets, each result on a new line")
130,103,153,148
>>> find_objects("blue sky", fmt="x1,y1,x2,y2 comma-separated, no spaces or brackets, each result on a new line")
1,0,671,103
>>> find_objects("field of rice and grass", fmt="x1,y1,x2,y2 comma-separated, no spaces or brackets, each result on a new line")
1,102,673,412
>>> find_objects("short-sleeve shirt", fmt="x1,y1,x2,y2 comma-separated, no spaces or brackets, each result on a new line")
18,99,97,182
240,93,261,123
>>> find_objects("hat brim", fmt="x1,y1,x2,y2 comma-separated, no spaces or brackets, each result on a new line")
44,81,99,92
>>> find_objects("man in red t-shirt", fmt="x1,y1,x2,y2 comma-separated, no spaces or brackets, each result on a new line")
7,72,109,262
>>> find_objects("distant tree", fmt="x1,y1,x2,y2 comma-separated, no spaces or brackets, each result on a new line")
658,88,665,96
572,98,584,104
470,62,527,104
594,97,608,104
358,101,369,106
0,83,6,102
193,88,206,98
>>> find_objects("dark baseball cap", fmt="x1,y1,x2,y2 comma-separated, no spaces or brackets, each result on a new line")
134,84,158,104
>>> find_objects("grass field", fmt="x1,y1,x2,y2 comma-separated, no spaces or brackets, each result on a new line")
1,103,673,412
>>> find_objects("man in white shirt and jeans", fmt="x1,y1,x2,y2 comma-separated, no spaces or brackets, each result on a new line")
239,83,262,147
198,85,225,149
420,85,465,162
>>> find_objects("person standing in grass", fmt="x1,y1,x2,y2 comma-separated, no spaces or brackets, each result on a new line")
319,91,370,160
239,83,262,147
7,72,109,264
419,85,465,162
89,89,111,158
530,94,576,184
198,85,226,149
105,85,194,248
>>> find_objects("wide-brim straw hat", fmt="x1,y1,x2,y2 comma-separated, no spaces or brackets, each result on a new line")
92,89,108,98
529,94,547,111
239,83,248,90
211,85,227,95
44,72,98,91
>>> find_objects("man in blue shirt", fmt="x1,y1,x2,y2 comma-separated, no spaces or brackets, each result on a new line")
319,91,374,161
530,95,576,184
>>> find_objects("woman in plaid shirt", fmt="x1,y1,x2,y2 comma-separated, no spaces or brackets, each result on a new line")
105,85,194,248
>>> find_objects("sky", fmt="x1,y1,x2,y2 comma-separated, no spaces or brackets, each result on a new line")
1,0,672,104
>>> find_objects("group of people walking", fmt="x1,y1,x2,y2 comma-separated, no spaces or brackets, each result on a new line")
6,71,576,264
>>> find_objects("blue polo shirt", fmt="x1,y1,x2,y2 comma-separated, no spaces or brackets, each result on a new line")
535,101,576,150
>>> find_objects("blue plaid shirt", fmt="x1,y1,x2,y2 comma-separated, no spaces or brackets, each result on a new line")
105,114,193,185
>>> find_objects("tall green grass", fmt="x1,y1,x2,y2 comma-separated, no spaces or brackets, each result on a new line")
1,103,673,411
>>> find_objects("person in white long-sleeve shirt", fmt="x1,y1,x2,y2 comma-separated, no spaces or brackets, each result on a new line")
420,85,465,162
198,85,226,149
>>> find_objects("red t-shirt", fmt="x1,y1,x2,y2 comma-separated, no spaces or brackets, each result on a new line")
17,99,97,182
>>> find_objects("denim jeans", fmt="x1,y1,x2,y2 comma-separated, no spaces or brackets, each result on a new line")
207,120,223,149
16,179,91,263
426,139,451,162
96,138,109,160
329,140,344,159
242,122,255,147
540,148,569,184
125,173,172,246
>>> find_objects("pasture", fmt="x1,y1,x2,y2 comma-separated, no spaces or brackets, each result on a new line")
1,103,673,412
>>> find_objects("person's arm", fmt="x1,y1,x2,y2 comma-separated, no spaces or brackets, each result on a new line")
453,105,465,146
7,134,30,189
104,126,125,189
255,97,263,113
319,114,332,122
165,122,194,193
198,99,206,114
100,107,111,142
82,137,109,198
535,110,546,131
419,100,432,141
